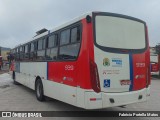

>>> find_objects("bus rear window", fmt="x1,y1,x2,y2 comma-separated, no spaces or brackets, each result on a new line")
95,16,146,50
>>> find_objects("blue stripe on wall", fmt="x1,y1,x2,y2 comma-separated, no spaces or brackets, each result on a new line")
129,54,133,91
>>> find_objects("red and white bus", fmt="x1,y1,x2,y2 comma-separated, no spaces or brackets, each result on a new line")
150,55,159,75
150,48,159,75
11,12,150,109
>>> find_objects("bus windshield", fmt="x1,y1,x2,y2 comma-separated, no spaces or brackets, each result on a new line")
95,15,146,50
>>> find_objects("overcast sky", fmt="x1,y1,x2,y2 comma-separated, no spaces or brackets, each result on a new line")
0,0,160,48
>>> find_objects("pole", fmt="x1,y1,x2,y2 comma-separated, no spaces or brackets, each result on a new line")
159,54,160,77
0,46,1,56
0,47,1,70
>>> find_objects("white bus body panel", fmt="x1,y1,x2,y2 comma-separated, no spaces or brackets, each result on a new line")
43,79,77,106
94,47,130,92
15,61,150,109
15,62,78,107
84,86,150,109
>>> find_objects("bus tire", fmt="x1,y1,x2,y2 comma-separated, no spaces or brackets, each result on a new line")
35,79,45,101
13,71,20,85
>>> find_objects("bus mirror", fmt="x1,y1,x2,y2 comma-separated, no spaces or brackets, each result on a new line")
86,15,92,23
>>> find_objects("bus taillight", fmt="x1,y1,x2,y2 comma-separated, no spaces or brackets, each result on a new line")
90,60,101,93
146,26,151,88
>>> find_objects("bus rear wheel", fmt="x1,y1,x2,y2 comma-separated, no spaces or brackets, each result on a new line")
35,79,45,101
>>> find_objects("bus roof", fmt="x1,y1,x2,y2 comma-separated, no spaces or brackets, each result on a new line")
49,12,92,33
32,12,92,40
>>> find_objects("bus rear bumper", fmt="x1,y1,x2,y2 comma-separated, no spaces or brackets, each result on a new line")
85,86,150,109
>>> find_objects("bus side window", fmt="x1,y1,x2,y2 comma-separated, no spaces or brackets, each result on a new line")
37,39,45,61
59,26,81,60
24,44,29,60
46,34,58,61
60,29,70,45
43,38,46,49
48,34,55,48
34,41,37,51
30,42,34,60
34,41,37,60
20,46,24,61
16,48,20,61
71,26,80,43
59,43,80,60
